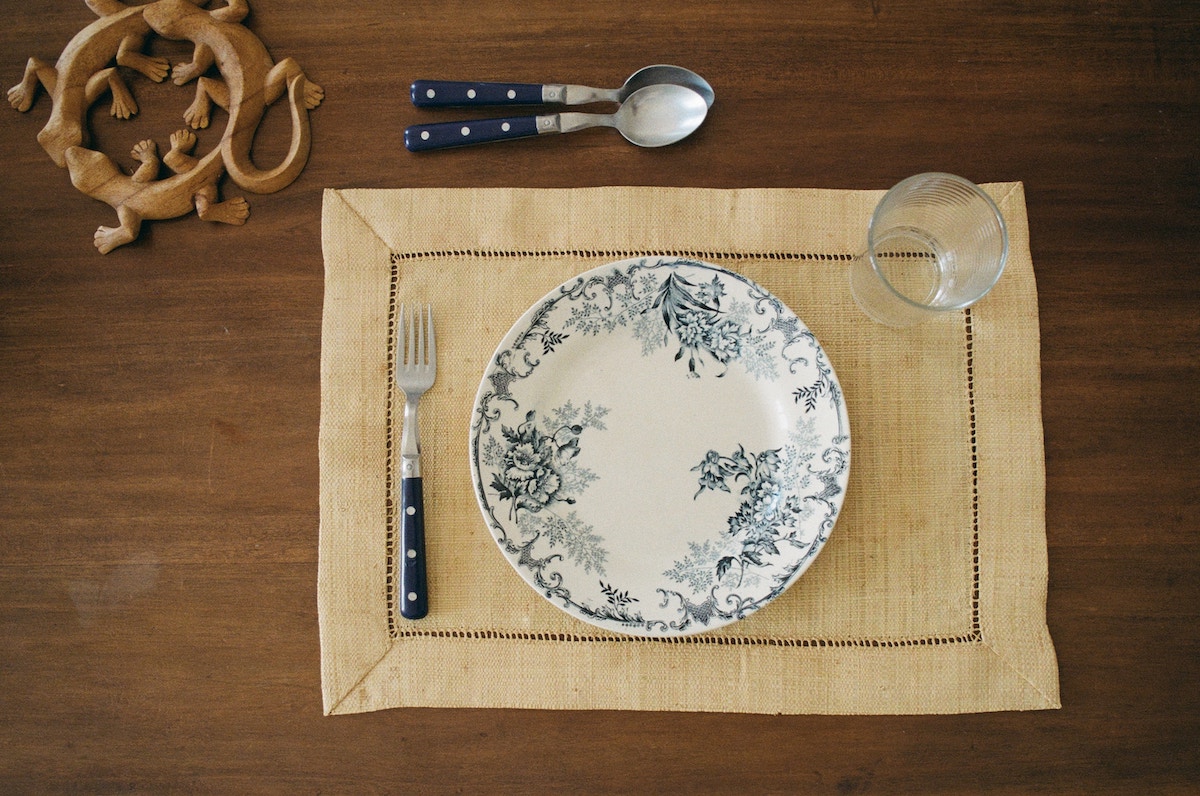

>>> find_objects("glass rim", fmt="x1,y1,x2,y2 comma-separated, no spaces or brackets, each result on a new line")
866,172,1010,312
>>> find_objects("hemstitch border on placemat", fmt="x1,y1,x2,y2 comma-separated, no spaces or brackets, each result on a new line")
382,249,982,650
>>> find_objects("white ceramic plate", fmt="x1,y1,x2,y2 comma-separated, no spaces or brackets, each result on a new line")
470,257,850,636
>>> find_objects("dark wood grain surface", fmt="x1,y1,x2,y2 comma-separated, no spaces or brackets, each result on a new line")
2,1,1197,792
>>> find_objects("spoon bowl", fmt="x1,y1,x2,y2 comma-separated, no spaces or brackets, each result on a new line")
616,65,715,108
591,83,710,147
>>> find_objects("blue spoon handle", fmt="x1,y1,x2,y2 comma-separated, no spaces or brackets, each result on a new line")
399,476,427,619
411,80,545,107
404,116,544,151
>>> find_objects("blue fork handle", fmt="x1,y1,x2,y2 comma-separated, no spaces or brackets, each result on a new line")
399,476,428,619
411,80,545,107
405,116,543,151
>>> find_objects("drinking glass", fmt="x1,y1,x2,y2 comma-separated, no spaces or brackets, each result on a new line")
849,173,1009,327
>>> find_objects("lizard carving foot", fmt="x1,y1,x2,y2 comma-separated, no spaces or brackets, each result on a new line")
121,51,171,83
96,224,130,252
107,71,138,119
8,57,49,113
197,194,250,225
163,128,198,172
130,138,160,182
171,60,206,85
95,226,131,253
183,88,212,129
303,80,324,110
131,138,157,163
95,212,138,254
169,127,197,152
7,83,32,111
109,94,136,119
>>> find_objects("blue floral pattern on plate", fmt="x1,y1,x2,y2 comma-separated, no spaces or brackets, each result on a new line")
471,257,850,636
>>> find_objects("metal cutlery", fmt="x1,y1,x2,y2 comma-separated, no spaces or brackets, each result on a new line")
395,303,436,619
404,83,708,152
410,64,715,108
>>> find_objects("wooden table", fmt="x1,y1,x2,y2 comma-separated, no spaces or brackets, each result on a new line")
2,1,1196,791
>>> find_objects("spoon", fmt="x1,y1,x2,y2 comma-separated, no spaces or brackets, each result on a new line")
404,83,708,152
410,64,715,109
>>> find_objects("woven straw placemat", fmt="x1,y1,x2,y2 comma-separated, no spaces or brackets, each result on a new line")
318,185,1058,715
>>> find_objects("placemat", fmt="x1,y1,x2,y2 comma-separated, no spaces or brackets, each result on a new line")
318,185,1059,715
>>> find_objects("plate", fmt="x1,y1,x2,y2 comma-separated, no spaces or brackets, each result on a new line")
469,257,850,636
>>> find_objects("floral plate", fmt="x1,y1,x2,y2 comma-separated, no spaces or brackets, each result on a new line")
469,257,850,636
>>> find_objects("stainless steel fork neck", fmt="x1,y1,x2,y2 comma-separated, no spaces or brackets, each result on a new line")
400,400,421,478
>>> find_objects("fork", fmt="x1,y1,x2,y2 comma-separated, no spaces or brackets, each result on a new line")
396,303,436,619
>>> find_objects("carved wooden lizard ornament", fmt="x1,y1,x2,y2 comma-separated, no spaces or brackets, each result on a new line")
8,0,322,253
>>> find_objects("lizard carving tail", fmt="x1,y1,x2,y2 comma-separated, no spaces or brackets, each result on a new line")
224,72,310,195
